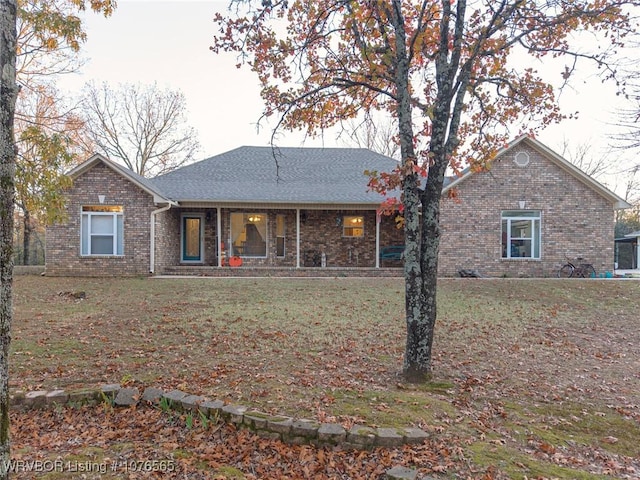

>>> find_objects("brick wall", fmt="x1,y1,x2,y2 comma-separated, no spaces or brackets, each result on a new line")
46,163,157,276
154,208,181,272
438,143,616,277
47,145,617,278
299,210,373,267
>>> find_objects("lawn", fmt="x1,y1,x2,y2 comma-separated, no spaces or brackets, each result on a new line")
9,276,640,479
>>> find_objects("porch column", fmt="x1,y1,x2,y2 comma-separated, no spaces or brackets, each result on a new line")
296,209,301,268
217,207,222,267
375,212,380,268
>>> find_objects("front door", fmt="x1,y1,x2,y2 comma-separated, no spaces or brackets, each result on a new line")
182,215,203,262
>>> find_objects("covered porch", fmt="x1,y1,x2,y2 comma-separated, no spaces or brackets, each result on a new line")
153,205,405,274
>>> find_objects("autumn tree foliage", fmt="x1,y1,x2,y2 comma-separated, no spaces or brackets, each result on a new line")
13,0,114,265
14,83,91,265
212,0,637,381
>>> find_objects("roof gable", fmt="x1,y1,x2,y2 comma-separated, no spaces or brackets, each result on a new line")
443,135,631,209
68,154,176,205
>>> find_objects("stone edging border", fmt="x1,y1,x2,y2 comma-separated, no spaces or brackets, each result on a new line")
12,385,427,480
12,384,430,448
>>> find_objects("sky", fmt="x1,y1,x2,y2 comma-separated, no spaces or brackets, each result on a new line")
58,0,636,195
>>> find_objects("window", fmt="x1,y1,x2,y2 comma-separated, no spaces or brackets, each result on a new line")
276,215,285,257
230,212,267,257
514,151,530,167
501,210,540,259
81,206,124,256
343,216,364,237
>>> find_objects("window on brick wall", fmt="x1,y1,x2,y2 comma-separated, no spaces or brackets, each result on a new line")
501,210,540,259
343,216,364,237
81,206,124,256
230,212,267,257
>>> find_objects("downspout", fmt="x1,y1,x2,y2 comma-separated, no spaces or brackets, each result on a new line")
296,208,301,268
150,203,173,274
375,212,380,268
217,206,222,267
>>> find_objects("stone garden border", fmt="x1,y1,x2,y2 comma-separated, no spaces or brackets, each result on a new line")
12,384,429,479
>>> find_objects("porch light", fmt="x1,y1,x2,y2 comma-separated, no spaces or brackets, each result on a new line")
248,215,261,222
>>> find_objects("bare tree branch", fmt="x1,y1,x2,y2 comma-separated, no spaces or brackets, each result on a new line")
81,82,202,177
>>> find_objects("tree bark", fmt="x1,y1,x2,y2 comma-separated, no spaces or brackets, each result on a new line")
22,210,31,265
388,0,432,382
0,0,18,477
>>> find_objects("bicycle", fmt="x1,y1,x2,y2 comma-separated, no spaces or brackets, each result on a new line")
557,257,596,278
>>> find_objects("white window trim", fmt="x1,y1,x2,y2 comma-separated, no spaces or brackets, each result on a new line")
514,151,530,167
80,208,124,257
501,210,541,260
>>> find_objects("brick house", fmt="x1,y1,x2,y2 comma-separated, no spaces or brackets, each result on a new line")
45,135,629,277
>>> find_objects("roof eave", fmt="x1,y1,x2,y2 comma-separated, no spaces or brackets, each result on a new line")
175,199,386,208
527,138,632,210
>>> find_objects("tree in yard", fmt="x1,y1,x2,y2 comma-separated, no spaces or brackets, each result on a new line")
557,138,613,180
13,0,118,265
0,1,20,475
14,83,93,265
212,1,637,381
2,1,114,476
81,82,202,177
615,163,640,234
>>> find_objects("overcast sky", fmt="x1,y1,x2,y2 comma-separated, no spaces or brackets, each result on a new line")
58,0,636,195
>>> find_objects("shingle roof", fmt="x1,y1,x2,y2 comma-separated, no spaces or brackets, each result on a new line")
151,146,400,204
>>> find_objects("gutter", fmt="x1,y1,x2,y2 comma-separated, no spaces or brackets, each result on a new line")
150,203,174,273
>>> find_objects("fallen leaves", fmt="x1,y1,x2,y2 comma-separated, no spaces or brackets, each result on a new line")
9,277,640,478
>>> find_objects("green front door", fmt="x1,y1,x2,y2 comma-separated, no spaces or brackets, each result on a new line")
182,216,202,262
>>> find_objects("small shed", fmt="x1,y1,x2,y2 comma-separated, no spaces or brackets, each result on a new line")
615,231,639,270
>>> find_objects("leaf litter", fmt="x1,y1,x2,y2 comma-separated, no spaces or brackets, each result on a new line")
10,276,640,478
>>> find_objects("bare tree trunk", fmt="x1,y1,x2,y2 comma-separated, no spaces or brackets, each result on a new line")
0,0,18,477
22,210,31,265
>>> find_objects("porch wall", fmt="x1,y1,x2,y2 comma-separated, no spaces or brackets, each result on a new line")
160,207,404,271
299,210,374,267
